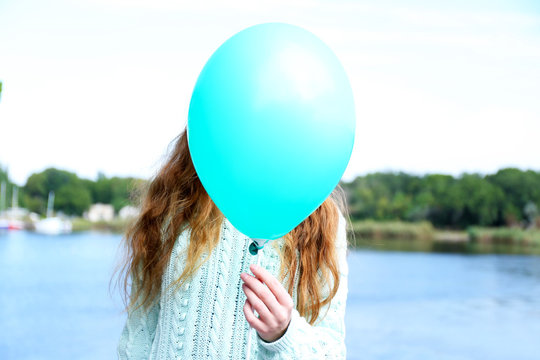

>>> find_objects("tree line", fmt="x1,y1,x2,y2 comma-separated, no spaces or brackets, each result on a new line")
340,168,540,229
2,164,539,228
0,165,145,216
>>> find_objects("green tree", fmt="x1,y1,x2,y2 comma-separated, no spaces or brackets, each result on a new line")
87,173,142,212
341,169,539,229
0,163,9,185
0,163,21,211
23,168,91,216
55,182,92,215
486,168,540,224
451,173,505,227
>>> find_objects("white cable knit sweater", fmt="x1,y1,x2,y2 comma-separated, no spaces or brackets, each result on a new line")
117,213,349,359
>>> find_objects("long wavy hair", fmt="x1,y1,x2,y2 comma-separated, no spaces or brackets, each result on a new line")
112,127,351,325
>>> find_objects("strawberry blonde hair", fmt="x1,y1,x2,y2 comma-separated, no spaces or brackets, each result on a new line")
113,127,350,325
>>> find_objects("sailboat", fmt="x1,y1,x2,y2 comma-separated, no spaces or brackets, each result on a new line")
0,183,24,230
0,182,7,230
34,191,72,235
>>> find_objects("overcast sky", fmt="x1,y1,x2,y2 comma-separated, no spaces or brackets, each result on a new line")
1,0,539,185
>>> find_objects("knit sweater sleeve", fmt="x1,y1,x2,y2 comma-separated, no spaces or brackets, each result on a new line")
256,213,349,359
117,274,160,359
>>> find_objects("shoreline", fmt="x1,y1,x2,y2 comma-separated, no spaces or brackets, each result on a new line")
10,217,540,255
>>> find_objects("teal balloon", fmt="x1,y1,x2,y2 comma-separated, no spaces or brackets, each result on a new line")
187,22,355,241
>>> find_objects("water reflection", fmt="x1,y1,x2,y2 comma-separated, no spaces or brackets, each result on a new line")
494,257,540,279
353,237,540,256
345,249,540,360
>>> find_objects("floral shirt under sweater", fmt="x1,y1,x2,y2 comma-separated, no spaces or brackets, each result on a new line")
117,213,349,359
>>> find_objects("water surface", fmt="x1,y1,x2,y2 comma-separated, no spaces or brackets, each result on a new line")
0,231,538,359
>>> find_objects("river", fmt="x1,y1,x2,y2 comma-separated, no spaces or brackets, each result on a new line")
0,231,538,359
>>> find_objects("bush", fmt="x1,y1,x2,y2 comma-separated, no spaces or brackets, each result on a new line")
351,220,435,241
468,226,540,247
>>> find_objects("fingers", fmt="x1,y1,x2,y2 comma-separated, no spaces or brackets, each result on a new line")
243,300,265,331
242,283,271,321
241,272,282,314
241,265,295,343
249,264,294,309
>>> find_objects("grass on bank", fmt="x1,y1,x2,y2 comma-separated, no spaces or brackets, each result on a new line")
71,217,133,233
350,220,540,248
349,220,435,241
70,217,540,250
468,226,540,247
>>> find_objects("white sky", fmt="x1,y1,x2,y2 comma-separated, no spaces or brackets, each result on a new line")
1,0,539,185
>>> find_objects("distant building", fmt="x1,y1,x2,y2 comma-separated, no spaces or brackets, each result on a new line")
87,203,114,222
119,205,139,220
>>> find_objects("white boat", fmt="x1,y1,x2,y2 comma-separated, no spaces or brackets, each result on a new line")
0,183,25,231
34,191,72,235
0,218,8,230
4,219,24,230
34,217,72,235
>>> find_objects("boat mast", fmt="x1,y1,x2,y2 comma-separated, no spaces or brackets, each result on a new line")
12,186,18,209
0,181,5,214
47,191,55,218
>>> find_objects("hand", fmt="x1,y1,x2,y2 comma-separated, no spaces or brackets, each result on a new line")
241,264,294,342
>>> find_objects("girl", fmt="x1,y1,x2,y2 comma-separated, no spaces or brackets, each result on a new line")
114,127,350,359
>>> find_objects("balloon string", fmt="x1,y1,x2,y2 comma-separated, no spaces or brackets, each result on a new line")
254,239,270,250
245,242,263,360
